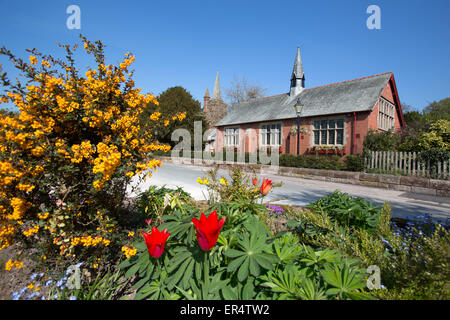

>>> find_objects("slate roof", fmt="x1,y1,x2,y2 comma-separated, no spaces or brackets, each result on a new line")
215,72,393,127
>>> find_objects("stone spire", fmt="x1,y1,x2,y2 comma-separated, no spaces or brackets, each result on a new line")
290,46,305,96
212,72,222,100
203,73,228,127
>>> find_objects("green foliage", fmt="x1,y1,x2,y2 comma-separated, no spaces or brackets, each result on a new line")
118,190,374,301
49,266,130,300
423,98,450,123
136,185,193,225
143,86,208,148
287,199,450,300
306,191,381,232
279,154,344,170
344,154,365,172
363,129,400,152
200,166,264,204
418,119,450,151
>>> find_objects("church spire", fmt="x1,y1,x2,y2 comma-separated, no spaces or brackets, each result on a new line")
290,46,305,96
212,71,222,100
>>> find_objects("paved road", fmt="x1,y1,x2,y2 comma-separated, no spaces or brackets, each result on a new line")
127,162,450,224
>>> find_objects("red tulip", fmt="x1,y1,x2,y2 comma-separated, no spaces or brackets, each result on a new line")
192,211,226,251
142,227,170,258
260,178,272,196
145,219,152,225
252,178,258,186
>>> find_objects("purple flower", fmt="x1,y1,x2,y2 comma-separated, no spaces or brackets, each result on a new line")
266,204,285,216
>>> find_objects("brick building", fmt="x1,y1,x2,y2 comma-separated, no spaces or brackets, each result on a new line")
212,47,405,155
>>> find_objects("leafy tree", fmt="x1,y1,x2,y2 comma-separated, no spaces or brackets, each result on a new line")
142,86,207,148
403,110,428,132
423,98,450,123
418,120,450,151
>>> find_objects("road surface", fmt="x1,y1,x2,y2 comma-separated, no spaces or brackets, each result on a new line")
127,162,450,224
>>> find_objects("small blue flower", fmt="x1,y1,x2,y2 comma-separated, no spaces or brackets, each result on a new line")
30,273,38,280
45,279,53,286
25,292,40,300
12,291,21,300
56,279,65,287
69,296,77,300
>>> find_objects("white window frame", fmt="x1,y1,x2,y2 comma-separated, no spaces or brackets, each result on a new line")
378,97,395,131
259,122,282,147
224,127,240,147
312,118,345,146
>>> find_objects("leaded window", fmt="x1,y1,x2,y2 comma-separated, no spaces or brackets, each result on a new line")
313,119,344,145
260,123,282,146
224,127,240,146
378,98,395,131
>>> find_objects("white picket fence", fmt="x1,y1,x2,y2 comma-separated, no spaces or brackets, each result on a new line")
365,150,449,179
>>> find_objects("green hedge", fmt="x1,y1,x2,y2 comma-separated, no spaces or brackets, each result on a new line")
151,150,366,172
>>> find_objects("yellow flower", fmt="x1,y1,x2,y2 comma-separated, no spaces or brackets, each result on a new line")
220,178,227,185
121,245,137,259
38,212,49,219
128,231,134,237
41,60,51,68
29,55,38,65
196,177,209,185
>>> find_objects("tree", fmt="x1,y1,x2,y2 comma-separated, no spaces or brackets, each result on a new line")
142,86,207,148
424,98,450,123
225,76,267,108
419,120,450,151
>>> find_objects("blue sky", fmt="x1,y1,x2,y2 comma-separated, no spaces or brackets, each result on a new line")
0,0,449,111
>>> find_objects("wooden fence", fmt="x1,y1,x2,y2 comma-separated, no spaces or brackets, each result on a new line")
365,150,449,180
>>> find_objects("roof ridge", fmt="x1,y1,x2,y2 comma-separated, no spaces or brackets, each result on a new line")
242,92,287,103
303,72,393,92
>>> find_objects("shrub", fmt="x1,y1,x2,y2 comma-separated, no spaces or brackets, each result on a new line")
0,36,182,265
287,199,450,300
363,129,400,152
135,186,193,226
305,190,381,232
279,154,343,171
344,154,365,172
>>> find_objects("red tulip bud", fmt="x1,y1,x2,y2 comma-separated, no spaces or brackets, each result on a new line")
192,211,226,251
260,178,272,196
142,227,170,259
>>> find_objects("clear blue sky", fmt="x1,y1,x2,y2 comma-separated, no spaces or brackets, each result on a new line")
1,0,449,112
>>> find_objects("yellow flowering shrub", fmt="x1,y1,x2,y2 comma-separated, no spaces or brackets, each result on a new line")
0,36,179,264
